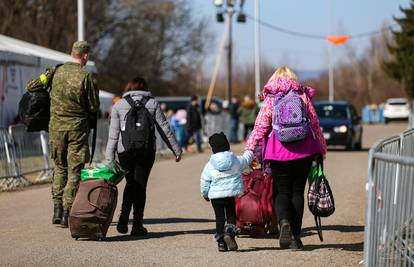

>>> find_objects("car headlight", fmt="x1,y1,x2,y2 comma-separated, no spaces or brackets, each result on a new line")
334,125,348,133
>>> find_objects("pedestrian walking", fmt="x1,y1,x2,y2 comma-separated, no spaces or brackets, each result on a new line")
105,77,182,236
244,66,327,250
239,95,259,140
171,109,187,149
200,132,253,252
228,96,240,143
48,41,99,228
185,95,203,152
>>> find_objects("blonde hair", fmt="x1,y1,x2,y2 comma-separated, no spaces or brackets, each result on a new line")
269,66,298,82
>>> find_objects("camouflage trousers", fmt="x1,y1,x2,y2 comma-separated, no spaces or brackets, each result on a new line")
50,130,90,209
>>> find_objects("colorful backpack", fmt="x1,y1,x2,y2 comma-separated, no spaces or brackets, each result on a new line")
272,90,310,142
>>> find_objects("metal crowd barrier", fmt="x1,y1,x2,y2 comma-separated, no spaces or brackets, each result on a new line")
9,125,52,182
364,128,414,266
0,127,31,191
0,115,242,191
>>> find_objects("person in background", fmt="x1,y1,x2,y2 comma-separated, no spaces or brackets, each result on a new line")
228,96,240,144
239,95,259,140
171,109,187,150
185,95,203,153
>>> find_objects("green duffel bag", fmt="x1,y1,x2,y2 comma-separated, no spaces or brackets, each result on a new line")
80,160,127,185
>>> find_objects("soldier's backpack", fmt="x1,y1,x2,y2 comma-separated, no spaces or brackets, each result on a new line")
272,90,310,142
18,66,61,132
121,95,154,152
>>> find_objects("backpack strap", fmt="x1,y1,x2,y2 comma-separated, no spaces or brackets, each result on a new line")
124,95,136,108
124,95,151,109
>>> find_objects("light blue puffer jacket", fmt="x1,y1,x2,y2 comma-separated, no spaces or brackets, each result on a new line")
200,151,254,199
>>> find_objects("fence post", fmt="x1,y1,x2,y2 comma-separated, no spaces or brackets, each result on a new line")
364,148,375,267
37,131,52,182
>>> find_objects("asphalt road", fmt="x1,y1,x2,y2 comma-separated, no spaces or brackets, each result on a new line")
0,123,407,267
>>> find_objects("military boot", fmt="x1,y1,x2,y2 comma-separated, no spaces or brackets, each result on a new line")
52,203,63,224
61,209,70,228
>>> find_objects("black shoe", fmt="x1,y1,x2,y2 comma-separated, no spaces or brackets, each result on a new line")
52,203,63,224
279,219,291,249
289,236,304,250
117,215,129,234
131,221,148,236
60,209,69,228
218,240,228,252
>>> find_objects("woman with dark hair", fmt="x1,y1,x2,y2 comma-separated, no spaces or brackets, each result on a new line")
105,77,182,236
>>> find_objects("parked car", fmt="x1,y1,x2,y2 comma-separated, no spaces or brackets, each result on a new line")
314,101,363,150
383,98,411,123
155,96,224,115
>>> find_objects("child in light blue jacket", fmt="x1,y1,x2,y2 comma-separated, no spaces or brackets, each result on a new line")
200,132,253,252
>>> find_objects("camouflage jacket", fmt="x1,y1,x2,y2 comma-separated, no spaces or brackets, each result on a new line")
48,62,99,131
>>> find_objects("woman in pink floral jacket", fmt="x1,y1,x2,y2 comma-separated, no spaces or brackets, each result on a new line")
245,66,327,250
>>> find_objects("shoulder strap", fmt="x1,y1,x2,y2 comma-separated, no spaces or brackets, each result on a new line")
89,117,97,165
124,95,136,108
47,64,63,92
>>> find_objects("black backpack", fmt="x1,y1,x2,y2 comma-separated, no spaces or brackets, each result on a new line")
18,65,61,132
121,95,154,151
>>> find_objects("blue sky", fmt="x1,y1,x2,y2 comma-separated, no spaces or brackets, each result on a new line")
192,0,411,74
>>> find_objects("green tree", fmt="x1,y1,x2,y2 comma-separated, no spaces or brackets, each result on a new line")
383,1,414,98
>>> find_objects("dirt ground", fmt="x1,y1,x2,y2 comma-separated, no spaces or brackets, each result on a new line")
0,123,407,267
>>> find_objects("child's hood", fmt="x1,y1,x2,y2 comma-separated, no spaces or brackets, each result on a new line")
209,151,235,171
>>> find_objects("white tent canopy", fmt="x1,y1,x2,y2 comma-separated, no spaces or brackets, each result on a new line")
0,34,111,127
0,34,95,70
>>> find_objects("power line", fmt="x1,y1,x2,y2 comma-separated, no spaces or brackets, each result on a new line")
245,14,398,40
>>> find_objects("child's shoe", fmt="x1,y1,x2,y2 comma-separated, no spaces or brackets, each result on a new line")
223,224,238,251
217,239,228,252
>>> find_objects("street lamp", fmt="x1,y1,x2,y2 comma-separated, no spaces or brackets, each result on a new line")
213,0,246,101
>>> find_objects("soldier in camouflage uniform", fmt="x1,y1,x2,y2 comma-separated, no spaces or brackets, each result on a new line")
48,41,99,227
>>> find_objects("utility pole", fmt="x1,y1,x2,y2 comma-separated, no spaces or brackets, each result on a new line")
254,0,261,101
213,0,246,102
328,0,334,102
227,9,234,102
78,0,85,41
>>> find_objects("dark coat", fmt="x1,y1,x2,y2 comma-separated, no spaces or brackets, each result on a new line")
186,104,202,131
229,103,239,119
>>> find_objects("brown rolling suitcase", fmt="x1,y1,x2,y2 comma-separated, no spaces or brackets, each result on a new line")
69,179,118,240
